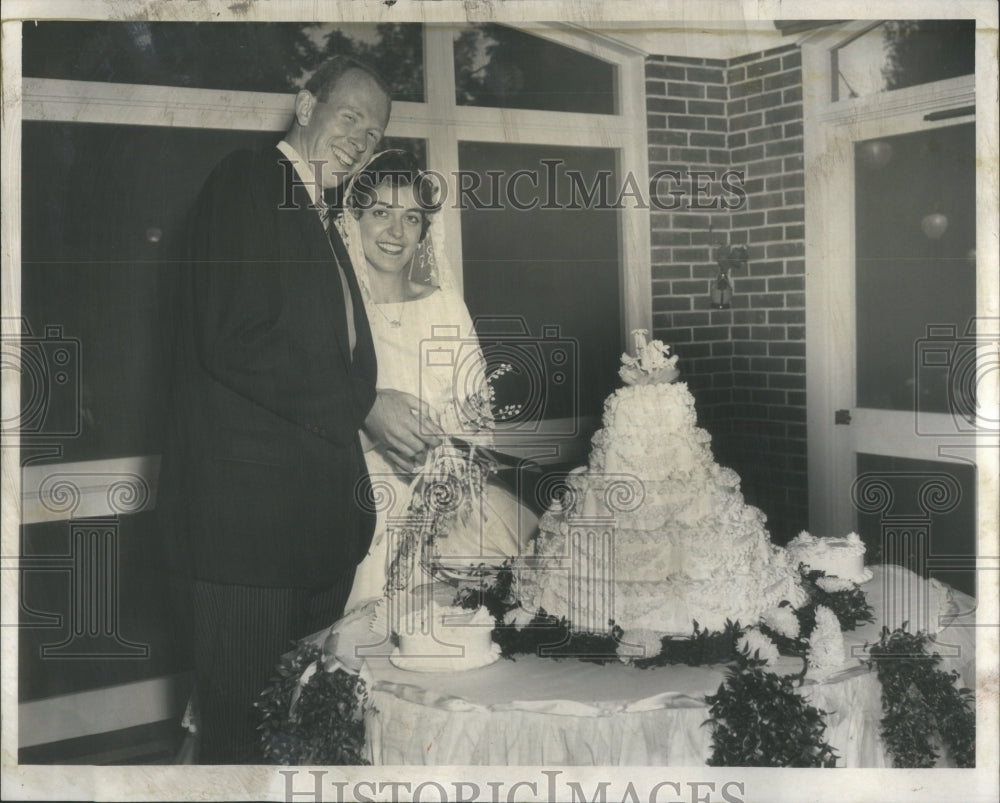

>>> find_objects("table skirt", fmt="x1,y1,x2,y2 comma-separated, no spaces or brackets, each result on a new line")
366,666,890,766
360,564,974,767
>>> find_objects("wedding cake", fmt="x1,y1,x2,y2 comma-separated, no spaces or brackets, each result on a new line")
390,601,500,673
518,331,807,642
786,531,871,583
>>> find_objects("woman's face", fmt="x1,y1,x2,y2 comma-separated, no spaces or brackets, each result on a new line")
357,181,424,276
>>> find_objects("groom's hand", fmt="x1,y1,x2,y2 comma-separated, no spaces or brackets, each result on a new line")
364,389,442,469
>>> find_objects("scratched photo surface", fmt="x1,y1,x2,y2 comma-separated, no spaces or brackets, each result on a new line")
1,2,997,802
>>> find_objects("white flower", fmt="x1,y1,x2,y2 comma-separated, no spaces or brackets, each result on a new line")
808,605,845,674
816,575,856,593
298,660,319,687
503,606,535,631
289,660,320,712
761,605,800,639
737,628,780,666
617,628,664,662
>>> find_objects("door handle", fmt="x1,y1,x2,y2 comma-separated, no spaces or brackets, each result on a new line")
835,409,852,425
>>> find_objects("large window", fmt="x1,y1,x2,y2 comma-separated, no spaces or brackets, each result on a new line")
23,21,425,100
453,23,617,113
21,21,651,441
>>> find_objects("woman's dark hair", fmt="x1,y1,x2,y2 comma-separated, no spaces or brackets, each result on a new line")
347,150,440,241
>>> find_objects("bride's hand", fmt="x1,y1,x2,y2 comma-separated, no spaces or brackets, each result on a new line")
364,389,442,468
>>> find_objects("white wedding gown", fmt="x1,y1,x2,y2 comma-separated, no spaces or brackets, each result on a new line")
344,287,538,611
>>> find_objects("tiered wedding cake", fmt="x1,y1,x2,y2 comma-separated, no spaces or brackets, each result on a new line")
518,331,807,640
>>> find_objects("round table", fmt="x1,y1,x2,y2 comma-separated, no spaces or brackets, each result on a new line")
351,565,975,766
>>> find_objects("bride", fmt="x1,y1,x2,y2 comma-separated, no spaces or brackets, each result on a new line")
337,150,538,613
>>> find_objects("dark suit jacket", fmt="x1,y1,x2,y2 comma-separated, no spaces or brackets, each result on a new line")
159,145,377,588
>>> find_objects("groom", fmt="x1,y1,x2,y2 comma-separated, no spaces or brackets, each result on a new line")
159,56,440,763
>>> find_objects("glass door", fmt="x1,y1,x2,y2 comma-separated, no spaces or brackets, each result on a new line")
803,22,986,598
848,123,978,595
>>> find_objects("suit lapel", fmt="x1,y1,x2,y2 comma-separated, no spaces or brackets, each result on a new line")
290,197,356,371
328,219,375,371
268,147,374,379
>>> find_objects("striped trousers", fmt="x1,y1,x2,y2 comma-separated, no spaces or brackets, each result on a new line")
191,574,354,764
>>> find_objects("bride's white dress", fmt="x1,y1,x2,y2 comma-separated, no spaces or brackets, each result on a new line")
344,287,538,610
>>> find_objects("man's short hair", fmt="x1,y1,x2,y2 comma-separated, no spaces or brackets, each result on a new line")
305,55,391,104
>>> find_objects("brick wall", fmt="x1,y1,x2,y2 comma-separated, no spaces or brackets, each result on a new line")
646,44,807,543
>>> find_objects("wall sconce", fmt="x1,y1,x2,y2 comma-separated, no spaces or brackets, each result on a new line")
711,243,749,309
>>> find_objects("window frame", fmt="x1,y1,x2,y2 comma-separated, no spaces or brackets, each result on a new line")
21,22,652,341
800,21,985,541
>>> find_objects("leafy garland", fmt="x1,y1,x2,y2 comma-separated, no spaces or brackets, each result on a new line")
256,643,370,765
795,567,876,636
255,568,973,768
455,563,874,668
455,564,624,662
705,654,839,767
867,626,975,768
454,567,743,666
634,621,744,668
453,561,517,619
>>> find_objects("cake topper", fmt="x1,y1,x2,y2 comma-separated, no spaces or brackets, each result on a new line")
619,329,680,386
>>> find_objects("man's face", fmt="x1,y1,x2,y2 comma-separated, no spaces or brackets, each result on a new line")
296,69,391,189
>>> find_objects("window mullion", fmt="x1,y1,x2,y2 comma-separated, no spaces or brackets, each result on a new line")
423,23,457,117
422,23,464,295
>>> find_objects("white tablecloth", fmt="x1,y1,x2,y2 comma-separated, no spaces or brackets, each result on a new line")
357,565,975,766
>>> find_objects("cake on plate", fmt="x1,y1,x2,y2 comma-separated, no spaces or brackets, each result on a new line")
388,600,500,673
517,331,807,640
786,531,872,583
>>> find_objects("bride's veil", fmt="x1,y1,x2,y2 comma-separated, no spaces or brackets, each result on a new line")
333,150,455,304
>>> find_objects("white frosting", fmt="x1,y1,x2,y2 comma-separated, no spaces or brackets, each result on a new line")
786,531,867,582
393,603,499,672
518,357,809,639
